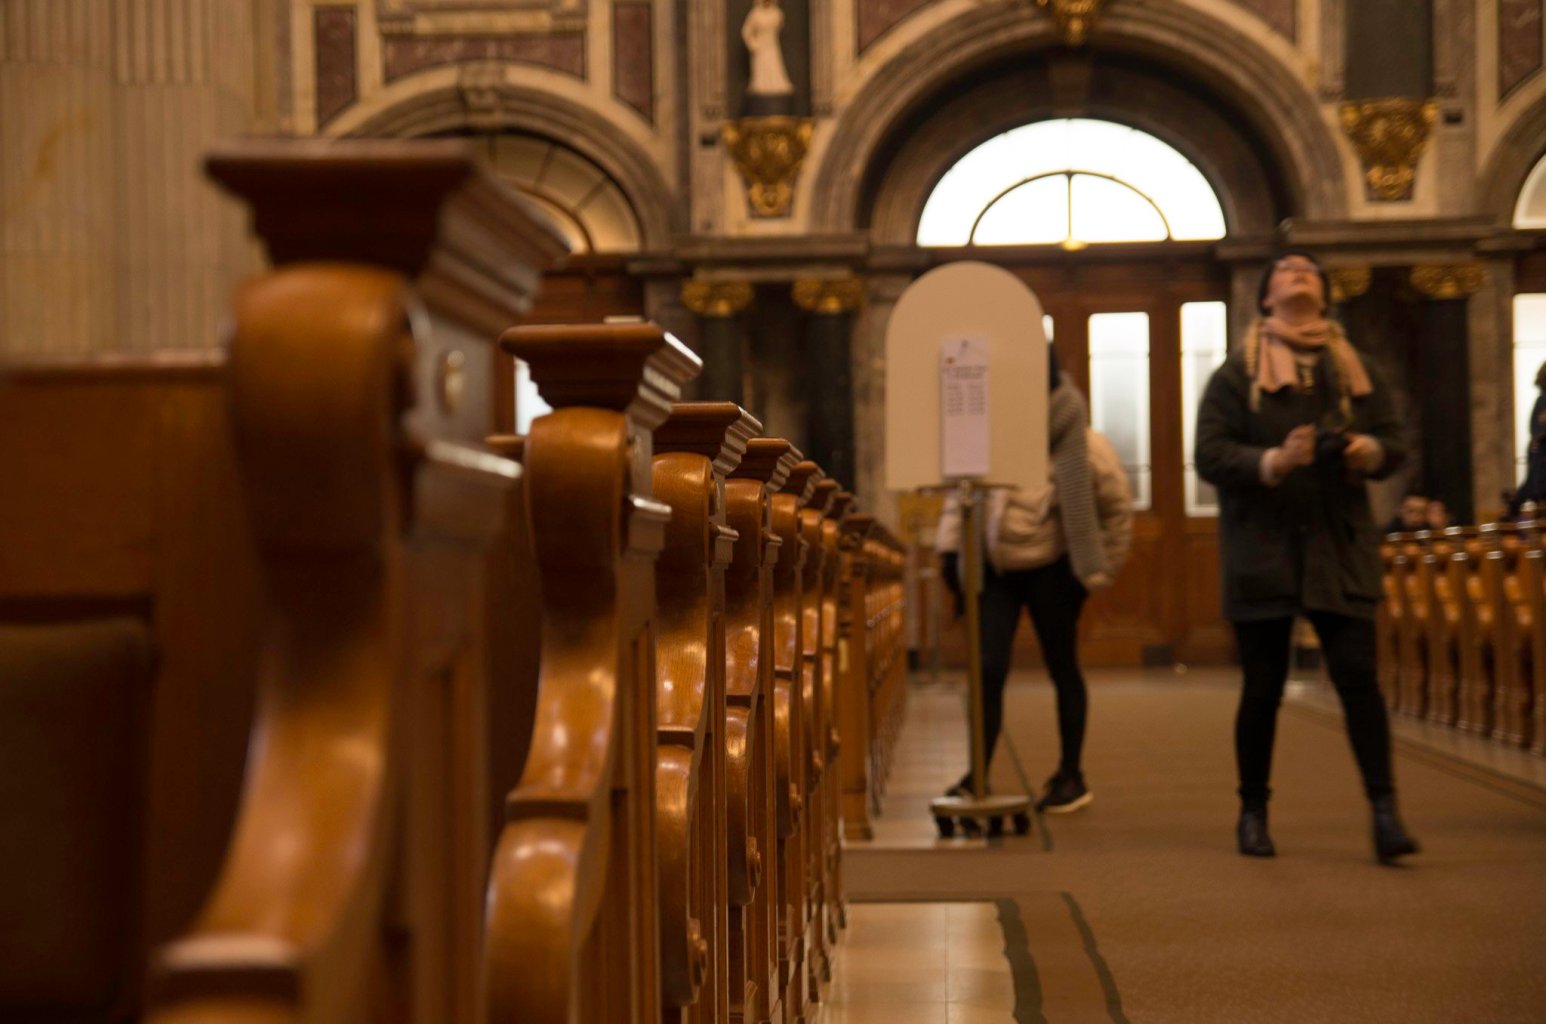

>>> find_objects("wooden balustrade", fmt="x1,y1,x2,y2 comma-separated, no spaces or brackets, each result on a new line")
0,139,916,1024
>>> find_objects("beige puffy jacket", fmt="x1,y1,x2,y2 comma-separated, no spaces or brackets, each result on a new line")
937,428,1134,581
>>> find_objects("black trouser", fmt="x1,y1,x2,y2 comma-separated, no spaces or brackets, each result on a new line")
970,557,1089,782
1233,612,1395,803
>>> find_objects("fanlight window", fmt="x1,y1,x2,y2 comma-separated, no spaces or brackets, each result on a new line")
479,134,643,254
1515,151,1546,229
918,119,1226,247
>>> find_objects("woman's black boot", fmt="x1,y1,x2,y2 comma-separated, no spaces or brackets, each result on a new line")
1371,795,1419,863
1237,800,1276,857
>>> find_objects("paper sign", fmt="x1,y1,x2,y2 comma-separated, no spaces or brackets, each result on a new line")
940,336,990,478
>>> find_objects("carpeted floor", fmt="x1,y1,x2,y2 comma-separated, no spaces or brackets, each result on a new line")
845,672,1546,1023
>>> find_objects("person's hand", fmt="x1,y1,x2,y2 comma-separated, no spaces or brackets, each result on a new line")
1081,571,1114,592
1342,432,1383,473
1279,424,1316,467
1264,424,1315,482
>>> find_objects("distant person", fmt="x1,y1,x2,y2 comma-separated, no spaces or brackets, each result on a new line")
1509,359,1546,517
1385,494,1427,534
1425,499,1450,531
1195,249,1420,864
937,346,1132,814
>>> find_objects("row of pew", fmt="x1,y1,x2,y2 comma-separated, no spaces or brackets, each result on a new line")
0,139,909,1022
1378,520,1546,754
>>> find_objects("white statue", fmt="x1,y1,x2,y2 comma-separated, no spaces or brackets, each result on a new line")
742,0,794,97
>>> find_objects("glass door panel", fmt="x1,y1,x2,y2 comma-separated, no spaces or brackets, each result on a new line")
1088,311,1152,510
1180,301,1228,516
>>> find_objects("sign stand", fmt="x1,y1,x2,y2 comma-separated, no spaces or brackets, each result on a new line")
884,261,1051,840
927,480,1032,838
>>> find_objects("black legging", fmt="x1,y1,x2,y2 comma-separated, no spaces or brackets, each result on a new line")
1233,612,1394,803
972,556,1089,781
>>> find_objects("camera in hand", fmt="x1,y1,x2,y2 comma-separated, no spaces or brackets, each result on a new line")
1314,426,1349,467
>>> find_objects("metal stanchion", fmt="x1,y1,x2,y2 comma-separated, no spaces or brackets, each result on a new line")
927,480,1032,837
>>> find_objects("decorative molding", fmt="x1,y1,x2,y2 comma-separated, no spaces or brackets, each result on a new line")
314,7,358,129
1410,263,1488,299
1499,0,1544,101
1328,266,1371,303
1035,0,1111,46
792,278,865,314
382,33,586,83
722,116,815,218
1338,98,1438,201
682,280,755,317
613,3,653,122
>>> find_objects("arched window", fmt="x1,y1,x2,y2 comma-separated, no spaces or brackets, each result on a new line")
481,134,644,255
917,119,1227,248
1514,152,1546,229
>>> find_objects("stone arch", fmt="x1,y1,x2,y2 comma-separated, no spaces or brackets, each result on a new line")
326,70,677,250
1480,99,1546,226
810,3,1347,236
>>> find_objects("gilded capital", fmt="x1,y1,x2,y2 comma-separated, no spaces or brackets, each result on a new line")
722,115,815,218
1329,267,1371,304
1035,0,1111,46
1410,263,1487,299
682,279,755,317
792,278,866,314
1338,98,1438,201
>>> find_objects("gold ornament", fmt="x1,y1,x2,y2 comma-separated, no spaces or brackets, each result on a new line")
1409,263,1487,299
1036,0,1111,46
722,116,815,218
1338,98,1438,201
1329,267,1371,304
681,280,755,317
792,278,865,314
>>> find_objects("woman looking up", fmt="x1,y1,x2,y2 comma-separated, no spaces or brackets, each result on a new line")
1195,250,1419,863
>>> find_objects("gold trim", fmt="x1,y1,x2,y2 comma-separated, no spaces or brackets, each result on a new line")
1410,263,1487,299
1035,0,1111,46
1329,267,1371,304
792,278,866,314
682,280,755,318
722,116,815,219
1338,98,1438,201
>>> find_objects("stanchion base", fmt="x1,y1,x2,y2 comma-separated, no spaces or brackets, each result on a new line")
928,794,1034,838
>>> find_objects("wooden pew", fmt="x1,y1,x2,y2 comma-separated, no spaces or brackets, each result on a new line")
726,439,796,1024
487,323,700,1024
837,515,878,840
1445,528,1494,736
770,459,818,1024
0,354,261,1022
797,478,839,1000
818,492,855,944
651,401,761,1024
1477,524,1527,747
1416,530,1462,726
1398,533,1433,718
143,140,566,1024
1377,536,1405,708
867,528,909,806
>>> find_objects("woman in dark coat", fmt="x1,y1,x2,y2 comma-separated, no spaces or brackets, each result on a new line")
1195,250,1420,863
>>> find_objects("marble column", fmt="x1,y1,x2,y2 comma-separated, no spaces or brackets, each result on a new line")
682,279,755,404
793,277,864,491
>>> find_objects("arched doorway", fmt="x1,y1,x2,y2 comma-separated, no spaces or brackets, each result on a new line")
841,30,1317,664
913,117,1237,665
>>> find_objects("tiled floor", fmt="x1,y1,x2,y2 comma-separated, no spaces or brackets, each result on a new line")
813,901,1016,1024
